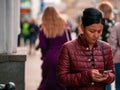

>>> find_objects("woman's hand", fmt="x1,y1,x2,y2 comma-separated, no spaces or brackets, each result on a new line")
91,69,108,82
102,72,109,80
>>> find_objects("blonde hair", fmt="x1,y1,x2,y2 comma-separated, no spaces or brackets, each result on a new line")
97,1,114,19
41,6,67,38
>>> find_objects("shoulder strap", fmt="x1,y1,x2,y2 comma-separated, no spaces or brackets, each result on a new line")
98,41,106,70
65,30,70,41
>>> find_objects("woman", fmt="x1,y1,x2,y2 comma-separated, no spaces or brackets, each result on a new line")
37,6,71,90
97,1,115,42
57,8,115,90
108,22,120,90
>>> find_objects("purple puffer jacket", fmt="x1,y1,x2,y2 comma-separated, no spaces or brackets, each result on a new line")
57,34,115,90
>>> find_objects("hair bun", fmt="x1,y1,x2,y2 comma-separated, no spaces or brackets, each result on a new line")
82,8,103,27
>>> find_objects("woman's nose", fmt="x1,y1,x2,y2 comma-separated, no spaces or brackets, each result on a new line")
94,32,99,38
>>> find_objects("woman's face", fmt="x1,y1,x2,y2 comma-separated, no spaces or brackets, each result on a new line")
82,23,103,45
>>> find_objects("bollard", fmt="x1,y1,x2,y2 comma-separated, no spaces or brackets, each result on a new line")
0,82,15,90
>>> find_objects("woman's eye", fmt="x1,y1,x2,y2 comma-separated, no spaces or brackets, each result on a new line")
89,30,102,33
98,31,101,33
89,30,95,33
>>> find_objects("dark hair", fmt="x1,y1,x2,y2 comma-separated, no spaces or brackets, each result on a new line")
82,8,103,27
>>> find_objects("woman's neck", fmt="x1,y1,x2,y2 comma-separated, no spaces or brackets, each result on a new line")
89,44,94,50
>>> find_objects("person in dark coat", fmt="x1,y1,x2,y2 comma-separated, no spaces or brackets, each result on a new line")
97,1,115,42
29,19,39,54
37,6,72,90
57,8,115,90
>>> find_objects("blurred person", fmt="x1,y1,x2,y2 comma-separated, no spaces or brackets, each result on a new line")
114,12,120,23
17,20,24,47
97,1,115,42
74,15,82,36
22,20,30,45
29,19,39,54
37,6,72,90
57,8,115,90
108,22,120,90
17,20,30,46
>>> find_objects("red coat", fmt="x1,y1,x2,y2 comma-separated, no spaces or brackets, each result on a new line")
57,35,115,90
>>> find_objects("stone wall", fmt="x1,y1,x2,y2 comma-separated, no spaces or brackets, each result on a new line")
0,54,26,90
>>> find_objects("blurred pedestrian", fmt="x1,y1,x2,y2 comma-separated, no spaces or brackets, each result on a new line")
74,15,82,36
97,1,115,42
17,20,30,46
57,8,115,90
29,19,39,54
37,6,72,90
17,19,24,47
108,22,120,90
114,11,120,23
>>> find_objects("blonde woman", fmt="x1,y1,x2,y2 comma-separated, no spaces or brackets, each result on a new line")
37,6,72,90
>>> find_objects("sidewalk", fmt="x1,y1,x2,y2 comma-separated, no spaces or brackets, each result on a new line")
17,47,42,90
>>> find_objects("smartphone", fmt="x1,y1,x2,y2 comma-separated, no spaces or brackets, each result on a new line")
104,70,112,73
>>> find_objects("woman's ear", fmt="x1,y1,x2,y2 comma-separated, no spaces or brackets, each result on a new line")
80,24,84,33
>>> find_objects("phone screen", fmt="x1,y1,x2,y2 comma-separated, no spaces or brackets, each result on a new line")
104,70,112,73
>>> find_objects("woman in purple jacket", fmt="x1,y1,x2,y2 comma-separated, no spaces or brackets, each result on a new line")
37,6,71,90
57,8,115,90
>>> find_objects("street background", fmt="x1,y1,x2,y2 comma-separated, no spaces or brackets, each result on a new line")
19,0,119,90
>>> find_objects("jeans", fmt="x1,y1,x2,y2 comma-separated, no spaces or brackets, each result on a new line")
106,84,111,90
115,63,120,90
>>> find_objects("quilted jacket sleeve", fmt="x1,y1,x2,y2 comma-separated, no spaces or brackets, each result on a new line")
57,44,92,87
102,44,116,84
